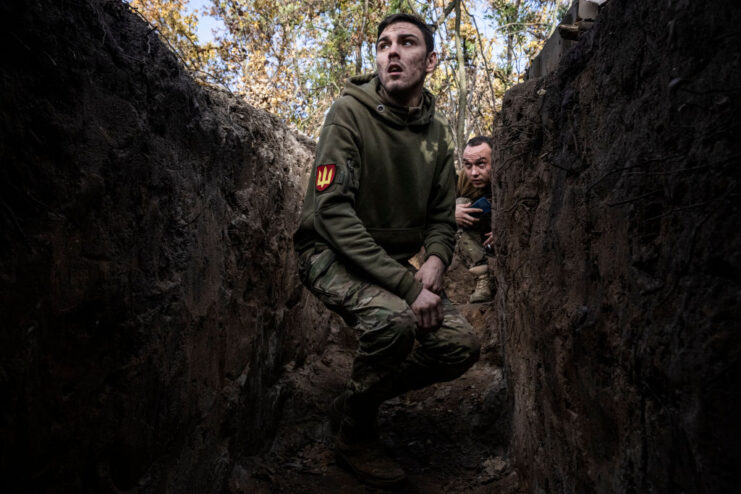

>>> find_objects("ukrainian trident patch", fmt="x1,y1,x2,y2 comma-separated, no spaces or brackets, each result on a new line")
315,164,336,191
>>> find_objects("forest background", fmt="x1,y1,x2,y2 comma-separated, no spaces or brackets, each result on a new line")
127,0,569,164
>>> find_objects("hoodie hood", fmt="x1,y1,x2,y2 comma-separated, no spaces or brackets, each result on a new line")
342,73,436,128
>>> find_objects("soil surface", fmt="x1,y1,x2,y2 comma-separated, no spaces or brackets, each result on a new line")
0,1,321,492
228,257,517,493
2,0,739,493
492,2,741,493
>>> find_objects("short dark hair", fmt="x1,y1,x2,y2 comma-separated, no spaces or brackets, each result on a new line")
465,136,494,149
377,13,435,55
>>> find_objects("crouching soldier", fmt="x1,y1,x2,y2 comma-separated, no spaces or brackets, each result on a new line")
293,13,480,489
455,136,495,303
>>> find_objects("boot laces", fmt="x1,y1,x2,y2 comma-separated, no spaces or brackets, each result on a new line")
475,274,489,293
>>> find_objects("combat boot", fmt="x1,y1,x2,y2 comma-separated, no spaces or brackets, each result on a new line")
336,425,406,488
469,264,492,303
333,393,405,488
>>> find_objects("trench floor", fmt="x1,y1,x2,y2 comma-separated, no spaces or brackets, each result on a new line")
229,257,520,493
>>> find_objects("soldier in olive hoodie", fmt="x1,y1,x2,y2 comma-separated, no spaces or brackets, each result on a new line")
294,13,479,488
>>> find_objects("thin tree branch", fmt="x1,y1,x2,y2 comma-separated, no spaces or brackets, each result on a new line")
461,1,498,127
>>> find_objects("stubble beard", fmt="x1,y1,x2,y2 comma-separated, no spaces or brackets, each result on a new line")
378,58,428,107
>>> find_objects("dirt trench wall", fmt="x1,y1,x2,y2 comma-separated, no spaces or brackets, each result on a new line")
0,0,324,492
493,1,740,493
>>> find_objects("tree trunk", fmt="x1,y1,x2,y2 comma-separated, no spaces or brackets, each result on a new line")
505,0,522,86
454,0,467,162
355,0,368,74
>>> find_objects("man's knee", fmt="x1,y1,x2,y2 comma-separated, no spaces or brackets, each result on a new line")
440,330,480,379
459,332,481,368
449,329,480,368
456,230,486,268
356,307,417,363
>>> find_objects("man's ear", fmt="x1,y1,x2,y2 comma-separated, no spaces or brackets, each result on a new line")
425,51,438,74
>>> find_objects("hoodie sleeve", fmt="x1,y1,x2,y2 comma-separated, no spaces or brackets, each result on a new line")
312,105,423,306
422,122,457,265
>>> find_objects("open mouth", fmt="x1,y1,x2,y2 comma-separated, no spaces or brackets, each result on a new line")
387,63,403,74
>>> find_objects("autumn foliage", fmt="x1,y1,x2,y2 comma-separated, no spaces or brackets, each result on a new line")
128,0,566,152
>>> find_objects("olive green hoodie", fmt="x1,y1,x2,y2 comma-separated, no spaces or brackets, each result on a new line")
294,74,457,305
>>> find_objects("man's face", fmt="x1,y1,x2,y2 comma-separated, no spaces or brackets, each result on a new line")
376,22,437,99
463,143,492,189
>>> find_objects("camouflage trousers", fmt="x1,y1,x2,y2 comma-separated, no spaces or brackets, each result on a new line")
456,228,487,268
298,247,480,416
455,196,489,269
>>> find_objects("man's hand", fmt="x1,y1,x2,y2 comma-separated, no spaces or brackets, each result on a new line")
483,232,494,251
410,287,443,332
455,202,483,228
415,255,446,294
